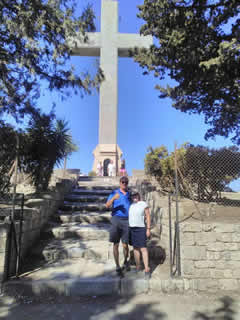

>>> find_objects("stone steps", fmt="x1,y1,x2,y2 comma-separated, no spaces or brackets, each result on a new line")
64,195,107,203
38,240,111,263
59,203,108,212
56,211,111,224
4,258,191,297
71,188,112,197
78,176,121,182
4,180,171,298
31,236,166,269
77,184,119,190
4,259,149,297
42,223,110,241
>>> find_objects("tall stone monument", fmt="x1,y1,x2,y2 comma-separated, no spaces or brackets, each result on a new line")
69,0,152,175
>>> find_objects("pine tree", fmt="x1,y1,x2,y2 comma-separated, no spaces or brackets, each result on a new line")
133,0,240,143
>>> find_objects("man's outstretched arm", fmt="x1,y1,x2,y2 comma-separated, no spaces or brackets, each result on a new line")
105,192,120,208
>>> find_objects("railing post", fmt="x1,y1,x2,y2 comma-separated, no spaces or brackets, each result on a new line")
174,143,181,276
16,194,24,277
168,194,173,277
11,134,19,221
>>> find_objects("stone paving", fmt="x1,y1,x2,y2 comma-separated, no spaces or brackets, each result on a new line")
1,292,239,320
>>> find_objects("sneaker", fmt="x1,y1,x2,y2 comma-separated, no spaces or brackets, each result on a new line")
116,267,124,277
145,271,151,280
116,266,122,274
122,261,131,272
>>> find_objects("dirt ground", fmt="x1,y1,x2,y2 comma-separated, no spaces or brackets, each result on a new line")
0,292,239,320
178,192,240,223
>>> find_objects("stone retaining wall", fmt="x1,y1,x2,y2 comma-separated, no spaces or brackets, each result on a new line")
180,220,240,291
136,178,240,292
144,191,184,262
0,225,8,284
0,180,74,284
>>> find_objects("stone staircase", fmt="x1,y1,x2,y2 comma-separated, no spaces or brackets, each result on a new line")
4,177,183,298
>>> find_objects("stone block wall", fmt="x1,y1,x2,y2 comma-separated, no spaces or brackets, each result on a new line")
143,190,186,262
0,224,9,284
0,180,74,284
180,221,240,291
146,193,168,247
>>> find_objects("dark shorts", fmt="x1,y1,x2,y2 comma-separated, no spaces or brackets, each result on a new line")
130,227,147,248
109,216,129,244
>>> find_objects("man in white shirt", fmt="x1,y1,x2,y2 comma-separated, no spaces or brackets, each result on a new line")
129,192,151,279
108,160,115,177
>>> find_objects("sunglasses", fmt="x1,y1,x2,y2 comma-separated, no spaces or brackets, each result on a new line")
121,181,128,185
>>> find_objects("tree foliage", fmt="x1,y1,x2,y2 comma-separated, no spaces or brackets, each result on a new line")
145,143,240,201
55,118,79,172
88,170,97,177
133,0,240,143
0,112,78,194
145,144,187,193
21,111,79,191
184,145,240,200
0,121,17,196
0,0,103,119
55,119,78,158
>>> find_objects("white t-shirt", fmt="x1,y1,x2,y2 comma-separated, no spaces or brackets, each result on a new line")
129,201,149,227
108,163,113,172
112,164,116,176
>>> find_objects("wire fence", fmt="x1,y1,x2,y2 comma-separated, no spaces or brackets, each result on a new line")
143,142,240,224
172,144,240,207
140,143,240,276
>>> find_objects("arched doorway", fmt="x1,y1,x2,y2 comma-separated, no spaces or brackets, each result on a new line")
103,159,111,176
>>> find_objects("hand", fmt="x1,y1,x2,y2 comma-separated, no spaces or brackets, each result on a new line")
105,192,120,208
113,192,120,200
146,229,151,239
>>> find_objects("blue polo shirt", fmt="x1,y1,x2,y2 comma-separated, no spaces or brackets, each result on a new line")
107,188,131,218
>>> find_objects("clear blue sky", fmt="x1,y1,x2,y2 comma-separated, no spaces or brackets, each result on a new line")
6,0,239,189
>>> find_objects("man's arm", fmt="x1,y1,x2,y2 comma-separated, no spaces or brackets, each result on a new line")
105,192,120,208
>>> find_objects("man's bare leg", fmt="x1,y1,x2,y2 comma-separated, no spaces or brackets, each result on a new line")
113,243,120,268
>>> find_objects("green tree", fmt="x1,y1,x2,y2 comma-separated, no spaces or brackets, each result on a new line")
88,170,96,177
0,0,103,120
144,145,184,192
133,0,240,143
21,111,77,191
184,145,240,201
55,119,79,173
0,113,79,194
0,121,17,195
144,144,240,201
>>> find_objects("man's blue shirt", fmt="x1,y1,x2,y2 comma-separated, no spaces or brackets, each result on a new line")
107,188,131,218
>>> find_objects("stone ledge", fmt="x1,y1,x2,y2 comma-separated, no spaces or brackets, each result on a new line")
3,277,140,297
121,277,149,295
150,277,240,294
6,275,240,298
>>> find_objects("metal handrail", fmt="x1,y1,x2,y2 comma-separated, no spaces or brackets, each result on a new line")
168,193,181,277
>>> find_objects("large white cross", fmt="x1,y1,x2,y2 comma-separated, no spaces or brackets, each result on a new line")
68,0,152,172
